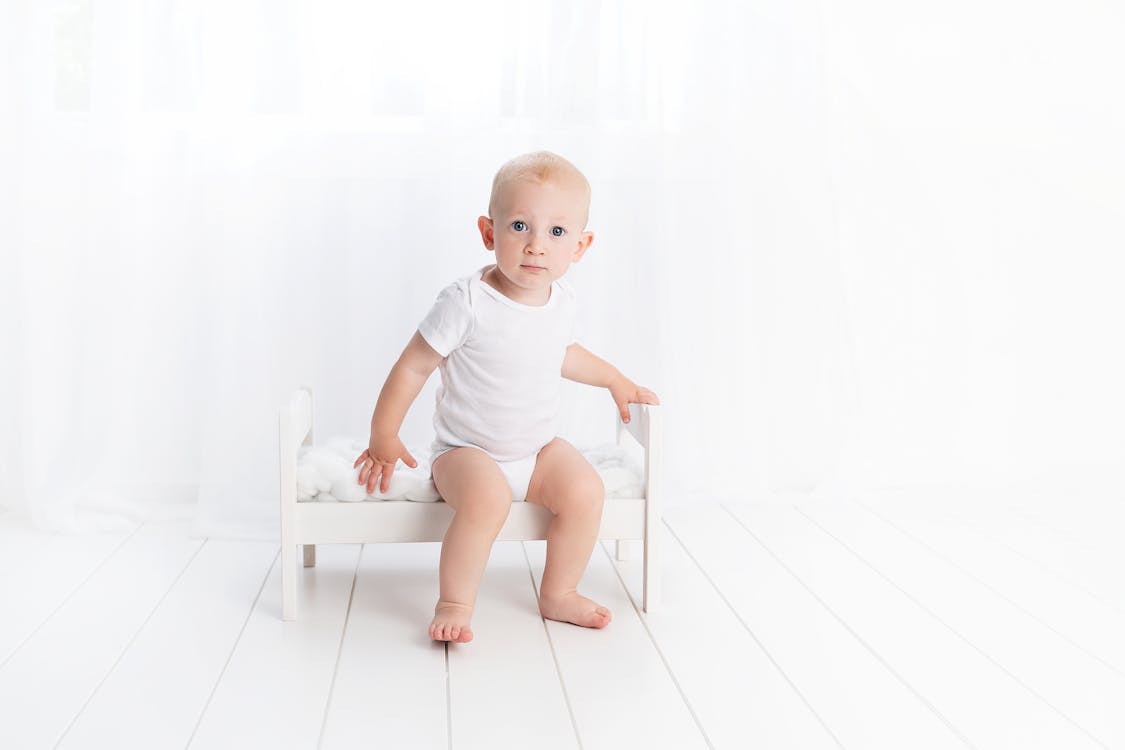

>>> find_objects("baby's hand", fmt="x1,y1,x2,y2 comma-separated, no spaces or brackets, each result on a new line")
608,376,660,424
354,434,418,494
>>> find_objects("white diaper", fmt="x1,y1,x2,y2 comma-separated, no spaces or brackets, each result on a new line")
430,443,541,502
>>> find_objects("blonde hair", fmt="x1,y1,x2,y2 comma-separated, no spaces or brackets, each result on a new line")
487,150,591,225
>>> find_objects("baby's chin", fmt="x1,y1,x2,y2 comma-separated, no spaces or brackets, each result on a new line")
504,265,553,283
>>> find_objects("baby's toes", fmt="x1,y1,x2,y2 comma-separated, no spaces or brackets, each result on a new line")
540,592,613,629
429,602,475,642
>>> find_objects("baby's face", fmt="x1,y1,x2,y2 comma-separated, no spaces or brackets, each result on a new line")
478,178,593,302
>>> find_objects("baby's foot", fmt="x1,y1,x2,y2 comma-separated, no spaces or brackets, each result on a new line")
430,601,474,643
539,591,612,629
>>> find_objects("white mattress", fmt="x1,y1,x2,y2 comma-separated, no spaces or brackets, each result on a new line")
296,438,644,503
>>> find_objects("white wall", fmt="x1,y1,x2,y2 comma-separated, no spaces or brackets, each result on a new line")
2,1,1122,537
819,1,1125,491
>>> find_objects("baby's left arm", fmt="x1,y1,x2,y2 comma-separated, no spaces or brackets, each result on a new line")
561,343,660,424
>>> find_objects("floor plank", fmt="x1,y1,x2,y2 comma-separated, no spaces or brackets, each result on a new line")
524,538,709,750
448,541,578,750
0,519,140,667
665,504,968,750
605,527,841,749
797,497,1120,748
187,543,360,749
995,490,1125,563
858,494,1125,676
318,542,448,750
0,519,204,750
931,491,1125,615
55,537,277,749
737,500,1107,750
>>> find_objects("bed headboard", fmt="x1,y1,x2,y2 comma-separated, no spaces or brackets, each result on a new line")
281,386,314,453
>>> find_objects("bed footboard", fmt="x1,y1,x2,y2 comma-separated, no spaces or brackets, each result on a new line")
619,401,663,613
279,387,314,620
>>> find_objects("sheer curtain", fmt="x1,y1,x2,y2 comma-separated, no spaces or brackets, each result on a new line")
2,0,1122,539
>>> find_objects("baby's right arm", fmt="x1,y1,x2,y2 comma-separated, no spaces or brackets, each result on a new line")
354,330,445,493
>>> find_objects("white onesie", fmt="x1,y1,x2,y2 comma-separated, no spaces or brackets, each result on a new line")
417,264,579,501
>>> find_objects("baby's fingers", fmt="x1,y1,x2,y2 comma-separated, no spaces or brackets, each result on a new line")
402,449,418,469
366,466,383,494
379,466,394,493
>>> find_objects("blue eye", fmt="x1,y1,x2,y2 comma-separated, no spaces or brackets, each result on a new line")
512,221,527,231
551,226,565,237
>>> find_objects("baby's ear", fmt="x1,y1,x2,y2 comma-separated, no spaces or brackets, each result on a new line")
573,230,594,260
477,216,495,249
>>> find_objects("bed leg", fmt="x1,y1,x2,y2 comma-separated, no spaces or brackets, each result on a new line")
642,531,660,613
282,542,297,621
280,387,312,622
642,405,663,613
615,539,641,561
642,531,660,612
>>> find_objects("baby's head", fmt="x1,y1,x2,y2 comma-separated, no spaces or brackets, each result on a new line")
487,151,592,228
477,151,595,302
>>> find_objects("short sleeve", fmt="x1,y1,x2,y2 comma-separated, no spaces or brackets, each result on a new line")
418,283,473,357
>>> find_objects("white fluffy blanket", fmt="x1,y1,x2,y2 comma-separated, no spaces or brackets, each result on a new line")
296,437,644,503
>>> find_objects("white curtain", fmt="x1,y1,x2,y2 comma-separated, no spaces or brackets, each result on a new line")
2,0,1122,539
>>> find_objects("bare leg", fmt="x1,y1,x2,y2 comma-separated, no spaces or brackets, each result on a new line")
537,504,612,628
526,438,612,629
429,448,512,643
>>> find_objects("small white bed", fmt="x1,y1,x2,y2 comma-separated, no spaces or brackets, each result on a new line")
278,387,663,620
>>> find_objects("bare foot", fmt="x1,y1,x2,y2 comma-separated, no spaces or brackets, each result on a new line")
539,591,612,629
429,601,474,643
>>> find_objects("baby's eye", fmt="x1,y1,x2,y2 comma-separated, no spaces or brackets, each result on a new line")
511,220,527,232
551,226,566,237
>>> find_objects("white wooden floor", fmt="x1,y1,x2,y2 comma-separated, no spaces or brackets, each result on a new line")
1,490,1122,750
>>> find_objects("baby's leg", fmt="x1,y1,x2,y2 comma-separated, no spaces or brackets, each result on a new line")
525,438,612,629
429,447,513,643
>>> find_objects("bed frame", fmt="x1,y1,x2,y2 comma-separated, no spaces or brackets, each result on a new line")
278,387,663,621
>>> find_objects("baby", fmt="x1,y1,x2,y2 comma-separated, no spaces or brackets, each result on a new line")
353,151,659,643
